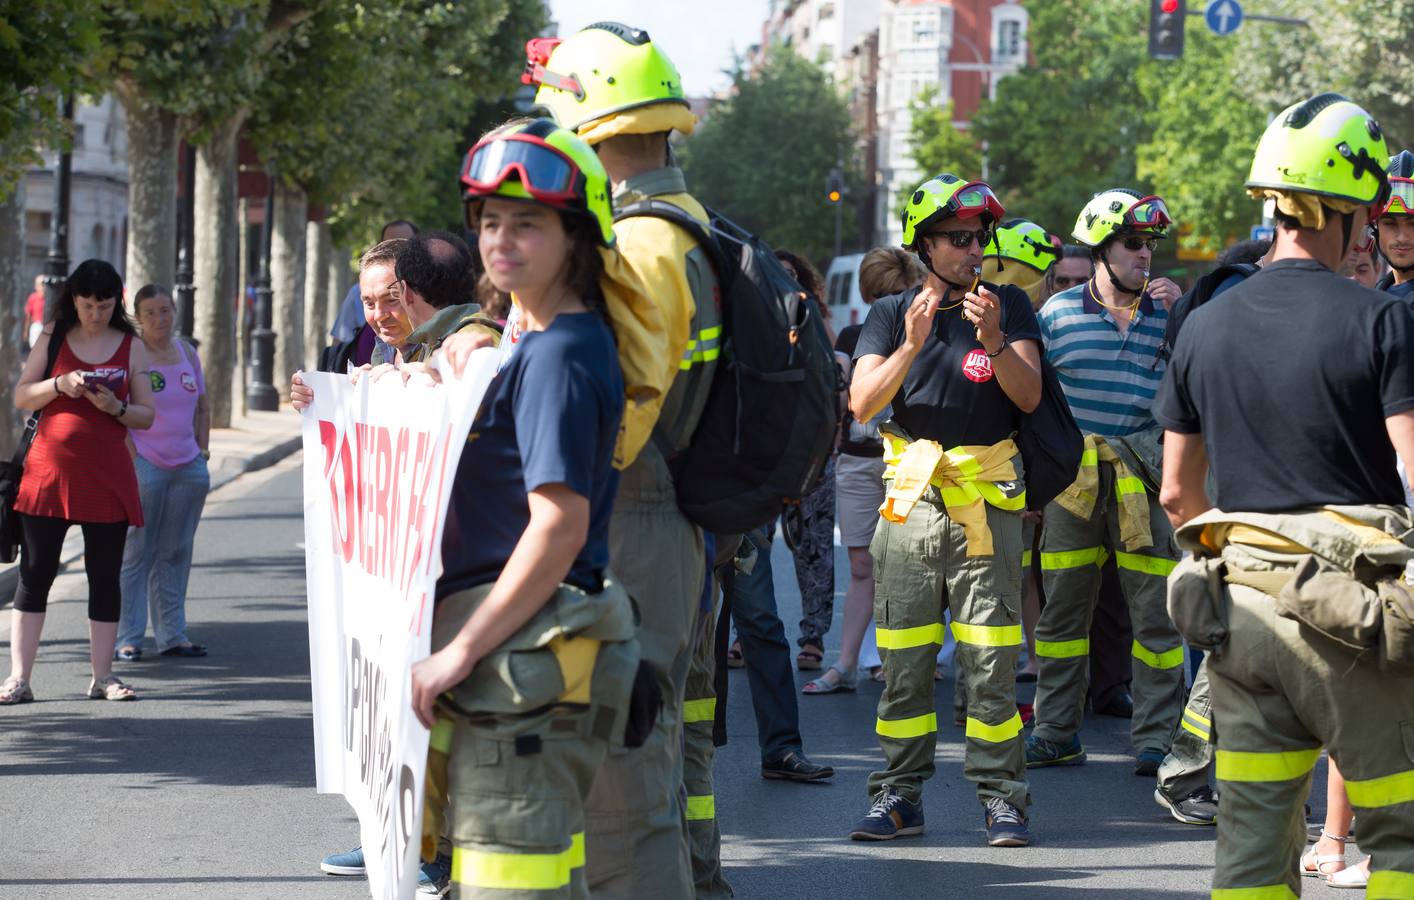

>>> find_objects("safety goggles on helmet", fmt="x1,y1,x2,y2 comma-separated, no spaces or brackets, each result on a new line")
1380,178,1414,217
461,134,584,208
950,182,1006,221
1124,195,1172,232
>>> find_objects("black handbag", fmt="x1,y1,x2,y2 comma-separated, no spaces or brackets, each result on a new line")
1016,358,1085,512
0,330,66,563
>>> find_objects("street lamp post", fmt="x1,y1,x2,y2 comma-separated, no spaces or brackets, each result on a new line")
41,95,75,321
246,166,279,411
175,142,197,341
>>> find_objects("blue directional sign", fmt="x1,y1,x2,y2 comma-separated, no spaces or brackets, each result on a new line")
1250,224,1275,243
1206,0,1244,35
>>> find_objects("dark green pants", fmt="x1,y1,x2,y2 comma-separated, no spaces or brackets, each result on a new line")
1157,659,1213,798
868,494,1029,811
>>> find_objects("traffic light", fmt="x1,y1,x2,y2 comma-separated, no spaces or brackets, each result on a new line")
1148,0,1186,60
825,168,844,205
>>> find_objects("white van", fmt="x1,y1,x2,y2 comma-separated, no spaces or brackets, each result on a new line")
823,253,870,327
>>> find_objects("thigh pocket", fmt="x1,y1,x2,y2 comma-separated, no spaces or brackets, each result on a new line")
450,729,576,850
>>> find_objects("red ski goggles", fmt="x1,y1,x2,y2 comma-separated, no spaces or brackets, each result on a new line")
948,181,1006,221
460,135,585,212
1124,195,1172,232
1379,178,1414,218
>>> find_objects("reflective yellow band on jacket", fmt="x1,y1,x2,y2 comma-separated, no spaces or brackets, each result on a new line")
1185,709,1211,727
940,480,1027,512
678,325,723,370
1115,552,1177,577
965,711,1024,743
453,831,585,891
1211,886,1298,899
1035,638,1090,659
685,794,716,821
1021,549,1033,568
1040,548,1102,570
429,718,454,754
950,621,1023,647
1079,447,1099,466
876,712,938,739
1368,870,1414,898
683,698,716,724
1180,718,1211,743
1215,748,1321,783
1132,640,1185,670
877,623,945,650
1344,768,1414,808
1115,475,1147,497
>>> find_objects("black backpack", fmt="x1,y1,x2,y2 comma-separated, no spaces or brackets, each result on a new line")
615,200,841,534
1164,262,1259,351
1018,358,1085,512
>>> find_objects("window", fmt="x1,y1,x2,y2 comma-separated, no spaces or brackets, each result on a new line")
72,124,85,150
997,20,1022,59
818,2,835,20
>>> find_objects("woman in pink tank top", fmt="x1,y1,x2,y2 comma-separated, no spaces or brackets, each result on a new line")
115,286,212,663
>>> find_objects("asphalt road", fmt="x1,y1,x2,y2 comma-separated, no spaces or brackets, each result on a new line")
0,453,1354,899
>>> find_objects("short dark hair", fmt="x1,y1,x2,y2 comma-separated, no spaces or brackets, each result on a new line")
396,231,474,309
1059,243,1089,261
381,219,418,239
133,283,172,316
1216,238,1271,267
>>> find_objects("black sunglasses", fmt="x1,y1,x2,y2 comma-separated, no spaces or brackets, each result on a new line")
928,228,994,249
1120,236,1159,252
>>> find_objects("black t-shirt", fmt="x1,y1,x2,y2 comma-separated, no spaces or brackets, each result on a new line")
853,283,1043,447
836,324,883,457
1154,259,1414,511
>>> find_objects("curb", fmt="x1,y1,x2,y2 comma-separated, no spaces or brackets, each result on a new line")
0,435,304,610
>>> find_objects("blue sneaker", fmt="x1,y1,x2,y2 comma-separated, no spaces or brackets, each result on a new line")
417,853,452,897
849,787,924,840
320,845,365,876
984,797,1031,847
1024,734,1086,768
1134,748,1165,777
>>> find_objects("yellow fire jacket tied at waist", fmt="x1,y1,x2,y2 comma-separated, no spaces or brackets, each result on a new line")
1177,505,1414,574
1055,433,1156,552
879,429,1025,556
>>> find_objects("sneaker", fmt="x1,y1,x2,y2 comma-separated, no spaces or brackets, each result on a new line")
848,787,924,841
320,845,365,877
417,853,452,897
761,750,834,783
1154,786,1218,825
984,797,1031,847
1134,749,1165,777
1024,734,1086,768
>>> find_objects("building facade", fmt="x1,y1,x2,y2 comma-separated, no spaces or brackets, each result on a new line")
25,94,129,287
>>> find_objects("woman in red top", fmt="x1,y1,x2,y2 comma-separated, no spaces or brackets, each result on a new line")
0,260,155,704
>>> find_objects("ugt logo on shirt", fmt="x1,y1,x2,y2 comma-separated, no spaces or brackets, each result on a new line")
961,349,994,383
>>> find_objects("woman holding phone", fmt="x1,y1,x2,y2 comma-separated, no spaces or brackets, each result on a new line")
0,260,155,704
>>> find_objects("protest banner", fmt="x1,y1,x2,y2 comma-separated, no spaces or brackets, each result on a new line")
300,352,498,899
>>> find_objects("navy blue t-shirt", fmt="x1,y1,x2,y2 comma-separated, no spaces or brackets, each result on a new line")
438,312,624,598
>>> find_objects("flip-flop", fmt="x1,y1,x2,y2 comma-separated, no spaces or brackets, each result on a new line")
160,643,208,658
802,666,857,695
796,648,824,671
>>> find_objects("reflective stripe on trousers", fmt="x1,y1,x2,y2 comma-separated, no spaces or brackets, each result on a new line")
454,833,585,891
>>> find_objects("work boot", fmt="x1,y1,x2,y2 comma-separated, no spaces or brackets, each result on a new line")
1024,734,1086,768
849,787,924,841
1154,786,1218,826
761,750,834,783
983,797,1031,847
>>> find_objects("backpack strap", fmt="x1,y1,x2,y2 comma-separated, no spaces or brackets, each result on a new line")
613,199,734,286
11,325,66,468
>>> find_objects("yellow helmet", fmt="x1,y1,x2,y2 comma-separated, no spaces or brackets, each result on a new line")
1246,93,1389,206
986,219,1059,272
1073,190,1172,247
524,23,688,133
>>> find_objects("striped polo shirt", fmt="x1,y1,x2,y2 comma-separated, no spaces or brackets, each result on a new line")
1037,282,1168,437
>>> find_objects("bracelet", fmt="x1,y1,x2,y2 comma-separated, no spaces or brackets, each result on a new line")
986,335,1010,359
113,400,128,419
53,375,59,395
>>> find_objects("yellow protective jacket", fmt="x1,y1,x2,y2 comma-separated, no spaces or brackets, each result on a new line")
879,424,1025,556
612,167,721,463
1055,428,1161,551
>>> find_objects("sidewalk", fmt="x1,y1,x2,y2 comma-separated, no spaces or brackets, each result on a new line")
0,408,303,610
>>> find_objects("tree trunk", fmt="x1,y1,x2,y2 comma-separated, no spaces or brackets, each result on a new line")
330,245,354,335
303,219,330,371
117,89,179,296
271,183,307,386
193,117,241,429
0,180,25,454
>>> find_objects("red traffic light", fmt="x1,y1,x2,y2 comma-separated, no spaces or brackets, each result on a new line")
1161,0,1179,11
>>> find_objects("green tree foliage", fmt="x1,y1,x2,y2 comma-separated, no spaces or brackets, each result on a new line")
0,0,103,198
895,90,982,216
973,0,1148,236
680,48,857,265
245,0,545,250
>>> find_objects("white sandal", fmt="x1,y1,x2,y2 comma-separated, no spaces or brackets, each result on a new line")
0,676,33,705
87,675,136,701
1327,857,1370,889
1299,830,1346,878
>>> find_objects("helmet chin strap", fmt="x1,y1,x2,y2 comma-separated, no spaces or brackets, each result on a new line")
917,244,975,295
